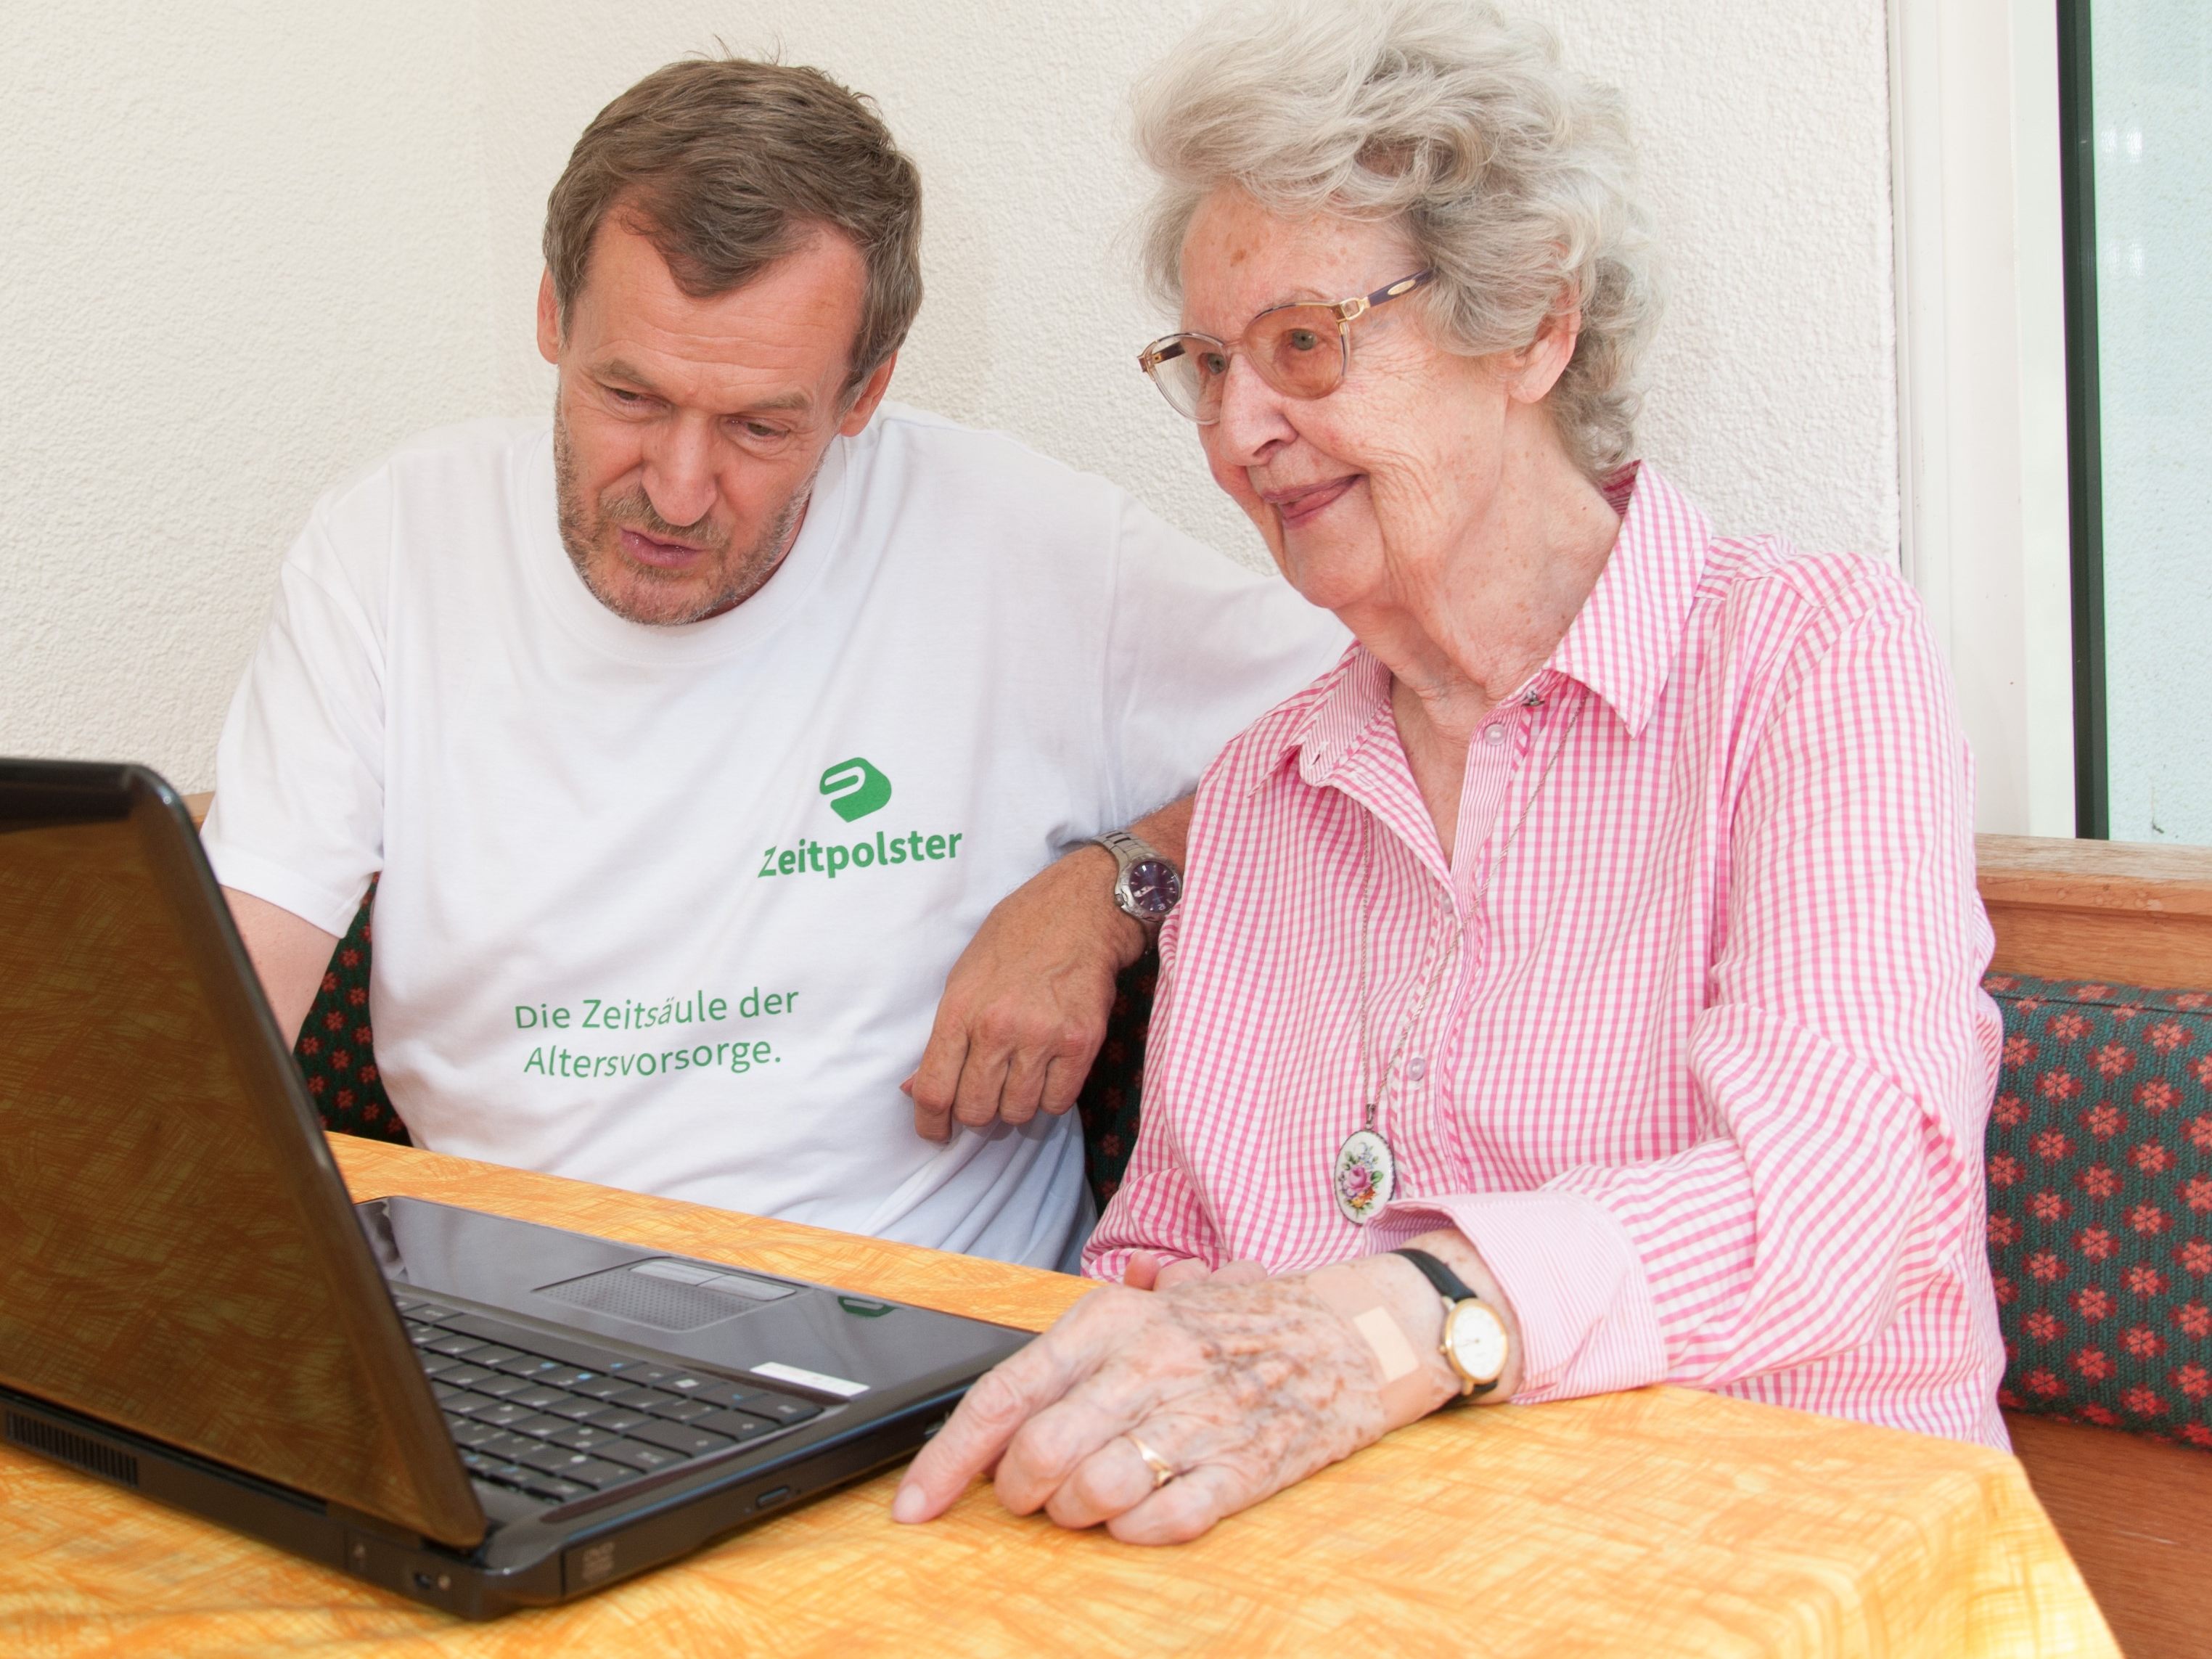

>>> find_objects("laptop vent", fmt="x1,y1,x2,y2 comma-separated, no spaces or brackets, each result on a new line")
6,1412,139,1488
537,1266,747,1331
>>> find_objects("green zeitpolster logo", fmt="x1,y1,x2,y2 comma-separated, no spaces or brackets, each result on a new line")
759,755,964,880
819,756,892,822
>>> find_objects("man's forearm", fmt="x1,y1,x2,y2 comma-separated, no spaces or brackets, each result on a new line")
224,887,339,1046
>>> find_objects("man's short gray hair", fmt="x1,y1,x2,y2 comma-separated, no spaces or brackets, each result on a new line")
1135,0,1658,478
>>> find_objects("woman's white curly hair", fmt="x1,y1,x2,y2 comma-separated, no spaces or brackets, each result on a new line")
1134,0,1660,478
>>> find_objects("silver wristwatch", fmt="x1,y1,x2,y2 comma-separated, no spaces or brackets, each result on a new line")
1091,829,1182,925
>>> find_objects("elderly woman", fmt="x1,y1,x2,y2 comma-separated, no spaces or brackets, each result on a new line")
895,0,2003,1544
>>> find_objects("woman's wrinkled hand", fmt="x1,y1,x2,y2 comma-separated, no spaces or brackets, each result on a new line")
890,1270,1430,1544
1121,1251,1267,1292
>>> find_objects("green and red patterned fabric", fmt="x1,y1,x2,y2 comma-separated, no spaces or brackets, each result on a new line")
292,880,407,1145
1983,971,2212,1448
1075,952,1158,1213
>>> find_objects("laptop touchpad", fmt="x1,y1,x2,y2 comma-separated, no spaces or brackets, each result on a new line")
533,1259,795,1332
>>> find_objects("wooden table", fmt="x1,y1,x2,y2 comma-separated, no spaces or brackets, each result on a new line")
0,1140,2115,1657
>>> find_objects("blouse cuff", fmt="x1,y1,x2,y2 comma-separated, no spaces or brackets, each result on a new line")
1374,1190,1669,1402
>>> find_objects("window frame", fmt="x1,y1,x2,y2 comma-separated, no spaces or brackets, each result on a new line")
1885,0,2076,838
2057,0,2109,838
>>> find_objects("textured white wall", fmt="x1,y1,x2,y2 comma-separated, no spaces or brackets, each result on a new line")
1,0,1900,795
0,3,498,790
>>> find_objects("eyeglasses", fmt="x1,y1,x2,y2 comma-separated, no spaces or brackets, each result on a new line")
1136,270,1435,423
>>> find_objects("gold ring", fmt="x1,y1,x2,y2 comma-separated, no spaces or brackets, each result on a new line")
1127,1433,1177,1491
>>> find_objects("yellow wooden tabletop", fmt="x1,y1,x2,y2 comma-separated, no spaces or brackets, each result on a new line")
0,1138,2115,1657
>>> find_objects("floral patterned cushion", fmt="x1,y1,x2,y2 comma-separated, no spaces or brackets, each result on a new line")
292,879,408,1144
1076,951,1158,1214
1983,971,2212,1448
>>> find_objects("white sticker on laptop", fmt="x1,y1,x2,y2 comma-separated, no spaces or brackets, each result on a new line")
753,1361,869,1398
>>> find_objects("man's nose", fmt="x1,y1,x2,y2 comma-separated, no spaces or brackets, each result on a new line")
640,416,719,530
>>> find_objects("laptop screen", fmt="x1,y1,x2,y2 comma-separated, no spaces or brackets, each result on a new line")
0,764,483,1546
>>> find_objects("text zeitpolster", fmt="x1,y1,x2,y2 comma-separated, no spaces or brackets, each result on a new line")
758,827,963,881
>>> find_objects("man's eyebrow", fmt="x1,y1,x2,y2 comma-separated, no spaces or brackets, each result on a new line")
737,388,816,414
594,357,660,390
590,359,815,417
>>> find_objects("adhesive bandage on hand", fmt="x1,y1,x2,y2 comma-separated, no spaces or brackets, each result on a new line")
1303,1262,1439,1427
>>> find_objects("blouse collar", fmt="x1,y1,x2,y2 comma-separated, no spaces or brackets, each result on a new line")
1276,460,1714,790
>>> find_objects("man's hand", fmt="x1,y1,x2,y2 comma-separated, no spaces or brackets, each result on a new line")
906,800,1191,1142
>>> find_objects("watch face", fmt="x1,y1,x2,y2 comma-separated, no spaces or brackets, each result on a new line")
1446,1302,1510,1388
1123,858,1183,918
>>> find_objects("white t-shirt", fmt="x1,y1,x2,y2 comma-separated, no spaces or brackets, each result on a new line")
205,406,1345,1269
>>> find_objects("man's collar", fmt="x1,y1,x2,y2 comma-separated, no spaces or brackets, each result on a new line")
1264,462,1712,790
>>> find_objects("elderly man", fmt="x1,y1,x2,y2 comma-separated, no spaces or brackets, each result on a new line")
205,57,1341,1269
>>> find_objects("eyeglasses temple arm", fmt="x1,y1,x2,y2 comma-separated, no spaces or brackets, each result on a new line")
1373,270,1435,306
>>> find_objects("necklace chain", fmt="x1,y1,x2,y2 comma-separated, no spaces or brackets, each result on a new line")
1353,815,1448,1130
1354,689,1593,1134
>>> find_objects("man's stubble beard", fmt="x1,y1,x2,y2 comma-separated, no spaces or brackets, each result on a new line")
552,398,814,626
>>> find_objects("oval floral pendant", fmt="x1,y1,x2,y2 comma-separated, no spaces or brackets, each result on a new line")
1332,1127,1397,1225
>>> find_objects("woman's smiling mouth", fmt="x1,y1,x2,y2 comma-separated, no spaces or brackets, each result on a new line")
1263,476,1359,527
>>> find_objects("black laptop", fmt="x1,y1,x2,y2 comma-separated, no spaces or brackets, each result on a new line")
0,758,1031,1618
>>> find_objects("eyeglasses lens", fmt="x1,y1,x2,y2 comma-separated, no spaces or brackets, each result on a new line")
1253,307,1345,399
1146,309,1346,421
1148,340,1224,420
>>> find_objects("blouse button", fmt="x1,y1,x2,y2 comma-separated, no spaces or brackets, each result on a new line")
1480,724,1507,745
1405,1056,1427,1082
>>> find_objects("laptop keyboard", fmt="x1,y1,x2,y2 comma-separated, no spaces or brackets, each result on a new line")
393,1295,824,1507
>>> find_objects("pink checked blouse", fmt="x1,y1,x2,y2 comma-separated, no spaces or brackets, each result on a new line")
1086,463,2009,1449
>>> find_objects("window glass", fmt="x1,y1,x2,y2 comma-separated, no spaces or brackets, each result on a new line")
2092,3,2212,843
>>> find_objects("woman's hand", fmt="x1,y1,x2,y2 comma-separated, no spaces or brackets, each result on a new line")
891,1254,1463,1544
1121,1250,1266,1292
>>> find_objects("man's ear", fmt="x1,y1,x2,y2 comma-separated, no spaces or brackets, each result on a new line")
837,352,900,437
536,269,562,366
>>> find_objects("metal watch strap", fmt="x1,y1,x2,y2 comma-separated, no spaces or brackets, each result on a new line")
1093,828,1155,870
1392,1248,1503,1400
